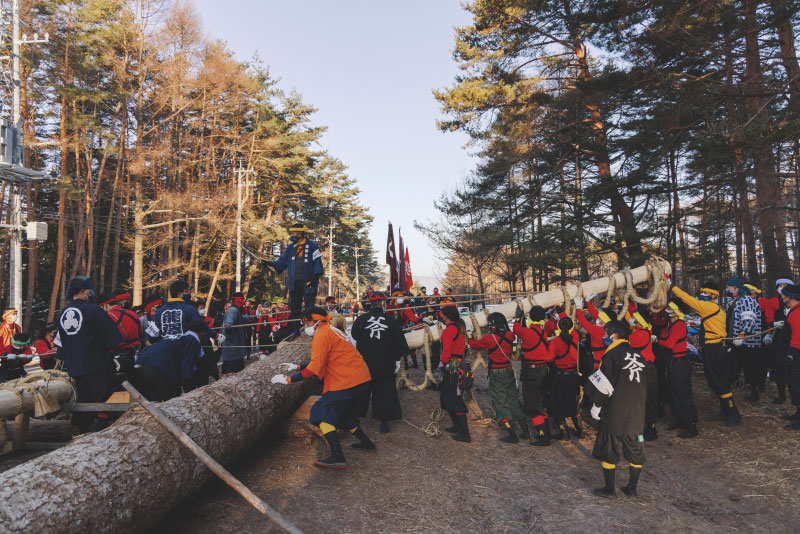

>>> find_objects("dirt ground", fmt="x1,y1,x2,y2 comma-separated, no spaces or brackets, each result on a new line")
148,361,800,534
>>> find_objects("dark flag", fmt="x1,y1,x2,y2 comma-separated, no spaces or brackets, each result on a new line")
386,222,399,290
398,229,407,291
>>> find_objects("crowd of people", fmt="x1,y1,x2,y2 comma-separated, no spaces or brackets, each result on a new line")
2,220,798,499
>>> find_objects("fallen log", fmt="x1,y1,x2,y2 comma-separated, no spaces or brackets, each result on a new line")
0,340,316,533
0,372,75,419
5,419,74,443
405,258,671,350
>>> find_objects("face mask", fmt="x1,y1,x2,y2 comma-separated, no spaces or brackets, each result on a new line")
396,298,405,305
595,319,604,327
602,337,613,347
725,289,733,298
289,236,299,243
198,308,206,316
699,295,712,301
304,321,320,337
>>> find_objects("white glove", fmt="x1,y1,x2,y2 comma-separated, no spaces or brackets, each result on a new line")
591,405,601,420
586,293,597,301
423,316,435,326
270,374,289,385
773,321,785,328
764,334,774,346
216,333,226,344
279,362,299,373
438,360,444,369
733,338,744,347
573,297,583,309
395,361,401,374
651,334,658,343
4,354,16,361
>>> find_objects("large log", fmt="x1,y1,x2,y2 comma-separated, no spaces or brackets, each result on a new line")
0,375,74,419
0,340,316,533
6,419,74,443
405,259,671,350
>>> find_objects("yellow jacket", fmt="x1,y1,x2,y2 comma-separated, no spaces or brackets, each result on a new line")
671,286,726,344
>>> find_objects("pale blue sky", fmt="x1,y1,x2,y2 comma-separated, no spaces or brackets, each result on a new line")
192,0,476,282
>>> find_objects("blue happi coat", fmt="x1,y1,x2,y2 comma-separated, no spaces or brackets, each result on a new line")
270,239,325,295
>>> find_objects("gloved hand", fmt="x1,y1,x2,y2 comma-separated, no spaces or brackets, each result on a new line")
733,337,744,347
591,405,601,420
216,333,226,344
270,374,289,385
586,293,596,302
395,361,401,374
438,360,444,370
573,296,583,309
773,321,785,328
651,334,658,343
423,316,435,326
515,306,524,320
764,333,774,346
279,362,299,373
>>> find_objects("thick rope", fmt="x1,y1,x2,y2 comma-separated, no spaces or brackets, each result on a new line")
401,406,443,438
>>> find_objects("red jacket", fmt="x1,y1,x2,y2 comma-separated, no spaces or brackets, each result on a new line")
0,322,21,354
440,323,466,364
549,330,579,370
759,296,779,325
513,321,551,363
107,306,143,350
658,319,688,358
468,331,514,368
629,327,655,363
576,309,607,367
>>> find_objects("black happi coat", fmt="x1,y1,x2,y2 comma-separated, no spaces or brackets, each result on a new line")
591,339,647,436
351,308,409,380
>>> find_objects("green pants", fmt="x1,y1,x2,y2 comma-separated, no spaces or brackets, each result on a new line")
489,367,526,423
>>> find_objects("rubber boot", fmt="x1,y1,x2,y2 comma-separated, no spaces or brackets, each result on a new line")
677,423,699,439
621,466,641,497
746,386,759,402
410,354,419,368
379,420,390,434
500,421,519,443
530,422,552,447
517,419,531,440
723,397,742,427
350,426,376,451
571,416,584,438
444,410,459,434
773,382,787,404
314,431,347,469
593,466,616,498
553,419,571,441
452,413,472,443
667,420,687,431
550,419,564,441
707,397,725,422
642,422,658,442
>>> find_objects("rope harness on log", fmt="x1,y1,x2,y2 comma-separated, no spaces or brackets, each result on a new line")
0,370,75,418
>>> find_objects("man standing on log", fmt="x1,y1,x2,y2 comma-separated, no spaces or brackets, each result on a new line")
267,222,324,331
56,276,123,432
671,284,742,427
351,291,408,433
271,307,375,469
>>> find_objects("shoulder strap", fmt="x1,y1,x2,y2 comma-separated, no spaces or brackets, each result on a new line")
554,337,577,360
521,325,546,352
701,307,721,325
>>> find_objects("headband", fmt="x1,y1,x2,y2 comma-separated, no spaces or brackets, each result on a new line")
743,284,760,293
700,287,719,297
309,313,330,323
597,311,612,324
666,302,685,320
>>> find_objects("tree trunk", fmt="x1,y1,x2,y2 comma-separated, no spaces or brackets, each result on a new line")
0,344,316,533
770,0,800,104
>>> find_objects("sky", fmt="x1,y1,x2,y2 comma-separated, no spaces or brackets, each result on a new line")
192,0,476,286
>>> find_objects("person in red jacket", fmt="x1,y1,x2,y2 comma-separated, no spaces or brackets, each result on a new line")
35,322,59,370
761,278,793,404
547,316,582,440
513,305,553,446
469,312,527,443
0,308,21,354
627,302,658,441
779,284,800,429
575,297,613,371
658,302,698,438
439,305,471,443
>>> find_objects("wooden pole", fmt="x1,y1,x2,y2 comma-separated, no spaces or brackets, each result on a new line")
121,381,304,534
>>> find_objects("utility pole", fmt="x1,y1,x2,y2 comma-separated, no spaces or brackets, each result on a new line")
234,167,253,293
6,0,46,326
327,222,334,296
354,245,360,301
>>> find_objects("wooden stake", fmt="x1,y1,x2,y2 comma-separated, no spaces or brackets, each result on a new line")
121,381,303,534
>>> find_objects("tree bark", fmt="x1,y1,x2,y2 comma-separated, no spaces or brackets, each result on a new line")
0,343,316,533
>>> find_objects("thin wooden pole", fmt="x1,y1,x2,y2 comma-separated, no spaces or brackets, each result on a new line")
121,381,303,534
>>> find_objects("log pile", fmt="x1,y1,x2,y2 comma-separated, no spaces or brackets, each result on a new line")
0,341,315,534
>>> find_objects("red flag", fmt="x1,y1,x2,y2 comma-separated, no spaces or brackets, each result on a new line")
398,230,407,292
404,247,413,291
386,222,398,290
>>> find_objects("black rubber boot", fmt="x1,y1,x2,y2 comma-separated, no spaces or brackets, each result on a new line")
444,410,459,434
517,419,531,440
553,419,571,441
530,422,552,447
642,422,658,441
593,467,617,498
452,413,472,443
667,420,687,431
746,386,759,402
707,397,725,422
350,426,376,451
621,466,641,498
379,420,390,434
677,423,699,439
723,397,742,427
773,383,787,404
410,355,419,368
500,422,519,443
314,431,347,469
550,420,564,441
571,416,584,438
